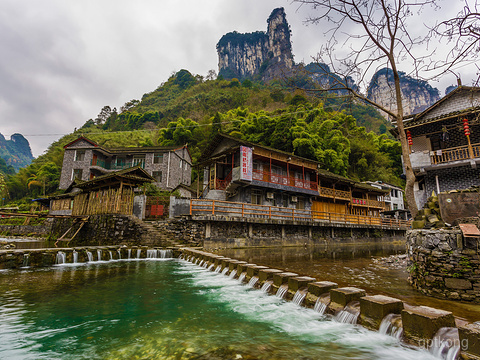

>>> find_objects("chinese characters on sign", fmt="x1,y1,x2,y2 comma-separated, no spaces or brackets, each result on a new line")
240,146,252,181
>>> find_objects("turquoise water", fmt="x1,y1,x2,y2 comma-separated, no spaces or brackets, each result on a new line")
0,259,437,359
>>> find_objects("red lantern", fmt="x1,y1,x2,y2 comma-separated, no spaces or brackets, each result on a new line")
406,130,413,145
463,118,470,136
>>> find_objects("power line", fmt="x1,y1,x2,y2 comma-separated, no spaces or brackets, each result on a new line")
7,109,320,138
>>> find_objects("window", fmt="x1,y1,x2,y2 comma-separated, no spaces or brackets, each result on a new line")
251,189,262,205
116,158,125,168
282,194,289,207
152,171,162,183
72,169,83,181
154,153,163,164
75,150,85,161
393,204,398,210
295,197,305,210
132,155,145,168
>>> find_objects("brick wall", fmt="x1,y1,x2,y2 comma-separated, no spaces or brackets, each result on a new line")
424,165,480,198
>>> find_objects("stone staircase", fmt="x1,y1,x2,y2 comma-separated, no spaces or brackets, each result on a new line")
139,221,183,248
134,219,201,248
125,216,182,248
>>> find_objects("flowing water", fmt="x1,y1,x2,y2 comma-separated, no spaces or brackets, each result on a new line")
0,259,438,360
218,243,480,322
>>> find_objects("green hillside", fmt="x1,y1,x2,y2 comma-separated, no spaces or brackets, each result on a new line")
4,70,402,206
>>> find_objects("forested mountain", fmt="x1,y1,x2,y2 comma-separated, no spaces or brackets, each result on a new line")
216,8,440,122
0,133,33,172
4,70,403,205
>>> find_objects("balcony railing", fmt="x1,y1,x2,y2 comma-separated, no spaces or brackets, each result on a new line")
190,199,410,229
215,170,233,190
252,170,318,191
318,186,351,200
91,159,145,170
430,143,480,165
352,198,385,209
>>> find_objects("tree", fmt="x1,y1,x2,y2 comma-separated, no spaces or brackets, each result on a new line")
206,69,217,81
291,0,440,217
0,174,8,205
95,106,113,125
120,99,140,113
432,1,480,83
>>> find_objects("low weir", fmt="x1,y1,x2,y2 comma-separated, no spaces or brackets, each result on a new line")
180,247,480,360
2,244,480,359
0,246,174,268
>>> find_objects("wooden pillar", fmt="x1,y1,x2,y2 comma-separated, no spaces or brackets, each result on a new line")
467,134,474,159
197,170,200,199
115,181,123,214
270,156,272,182
214,163,217,189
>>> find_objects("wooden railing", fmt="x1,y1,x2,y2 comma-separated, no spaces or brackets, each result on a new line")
190,199,411,229
352,198,385,209
430,143,480,165
318,186,351,200
215,170,233,190
252,170,318,191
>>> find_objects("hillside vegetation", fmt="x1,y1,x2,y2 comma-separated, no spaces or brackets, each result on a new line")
3,70,402,206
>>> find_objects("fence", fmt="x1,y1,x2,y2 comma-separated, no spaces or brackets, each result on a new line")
189,199,411,229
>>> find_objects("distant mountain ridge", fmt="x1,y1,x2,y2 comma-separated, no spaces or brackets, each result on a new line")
217,8,441,122
367,68,440,119
0,133,34,172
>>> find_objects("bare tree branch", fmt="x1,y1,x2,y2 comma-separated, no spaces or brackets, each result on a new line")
291,0,445,217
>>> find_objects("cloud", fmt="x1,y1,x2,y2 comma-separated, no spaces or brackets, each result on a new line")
0,0,477,156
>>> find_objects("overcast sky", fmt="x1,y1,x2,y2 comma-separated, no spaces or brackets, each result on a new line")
0,0,476,157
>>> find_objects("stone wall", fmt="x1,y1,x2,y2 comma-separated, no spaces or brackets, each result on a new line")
407,229,480,302
153,218,204,247
0,222,52,237
50,215,155,246
173,216,406,250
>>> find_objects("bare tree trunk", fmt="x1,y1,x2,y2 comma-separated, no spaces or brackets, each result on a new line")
392,67,419,218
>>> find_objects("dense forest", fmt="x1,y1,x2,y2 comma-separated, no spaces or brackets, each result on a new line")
1,69,402,207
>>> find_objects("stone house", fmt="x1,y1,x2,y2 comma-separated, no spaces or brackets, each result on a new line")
394,86,480,209
59,136,192,191
365,181,405,211
195,133,387,220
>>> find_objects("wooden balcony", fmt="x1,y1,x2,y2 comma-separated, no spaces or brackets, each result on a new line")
430,143,480,165
318,186,351,201
252,170,318,191
352,198,385,209
189,199,410,229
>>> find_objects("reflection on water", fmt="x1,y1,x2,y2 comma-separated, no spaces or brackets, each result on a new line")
0,260,436,360
217,243,480,322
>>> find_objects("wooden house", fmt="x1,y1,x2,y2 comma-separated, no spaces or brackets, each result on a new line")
68,166,154,216
194,134,387,221
394,86,480,209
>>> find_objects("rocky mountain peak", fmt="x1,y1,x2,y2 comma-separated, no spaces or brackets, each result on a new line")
367,68,440,120
217,8,293,81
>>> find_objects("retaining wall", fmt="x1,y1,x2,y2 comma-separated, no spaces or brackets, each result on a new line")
407,229,480,303
50,215,159,246
176,216,407,249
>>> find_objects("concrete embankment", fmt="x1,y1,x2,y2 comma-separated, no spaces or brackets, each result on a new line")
0,245,176,268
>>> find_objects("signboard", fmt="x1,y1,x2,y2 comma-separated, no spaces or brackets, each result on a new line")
438,192,480,225
240,146,252,181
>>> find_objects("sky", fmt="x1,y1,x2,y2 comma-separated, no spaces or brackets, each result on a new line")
0,0,477,157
